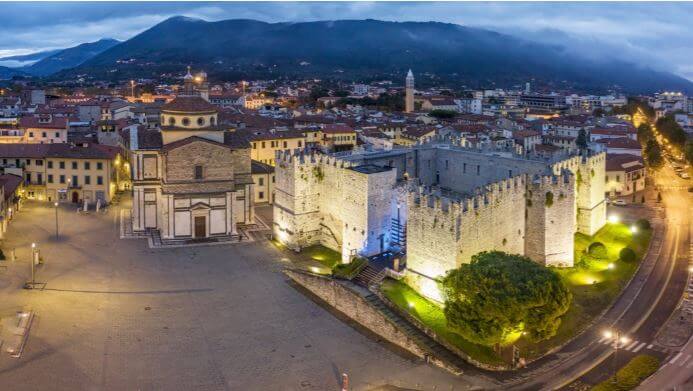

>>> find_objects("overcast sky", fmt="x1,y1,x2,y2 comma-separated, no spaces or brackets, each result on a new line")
0,2,691,80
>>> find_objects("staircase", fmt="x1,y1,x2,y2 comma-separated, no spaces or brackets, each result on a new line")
353,265,381,288
363,292,469,376
390,218,406,248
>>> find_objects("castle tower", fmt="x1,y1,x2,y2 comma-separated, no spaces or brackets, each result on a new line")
195,71,210,102
405,69,415,113
576,153,607,235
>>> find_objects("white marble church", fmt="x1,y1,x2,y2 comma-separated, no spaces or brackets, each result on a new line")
128,69,254,239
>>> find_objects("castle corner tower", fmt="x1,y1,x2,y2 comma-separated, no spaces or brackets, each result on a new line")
405,69,415,113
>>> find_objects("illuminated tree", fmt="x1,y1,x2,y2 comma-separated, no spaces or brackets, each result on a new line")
441,251,571,346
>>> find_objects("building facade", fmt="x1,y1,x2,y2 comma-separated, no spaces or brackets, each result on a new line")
129,69,254,239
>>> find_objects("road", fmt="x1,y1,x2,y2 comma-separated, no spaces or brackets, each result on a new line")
505,163,691,390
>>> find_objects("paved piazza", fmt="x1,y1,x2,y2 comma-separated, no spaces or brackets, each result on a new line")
0,200,487,391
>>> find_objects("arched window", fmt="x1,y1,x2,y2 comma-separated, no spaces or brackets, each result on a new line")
182,117,190,126
168,117,175,126
210,116,216,126
197,117,205,126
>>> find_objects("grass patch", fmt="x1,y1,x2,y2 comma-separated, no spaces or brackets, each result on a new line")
302,245,341,269
333,257,368,280
516,222,652,359
591,354,660,390
381,278,504,366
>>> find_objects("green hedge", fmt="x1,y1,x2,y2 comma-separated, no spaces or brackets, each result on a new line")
591,354,660,391
619,247,637,263
588,242,608,258
333,257,368,280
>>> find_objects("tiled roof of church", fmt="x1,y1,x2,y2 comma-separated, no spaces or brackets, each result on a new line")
161,96,217,113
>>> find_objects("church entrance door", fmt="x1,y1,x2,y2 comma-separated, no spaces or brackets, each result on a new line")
194,216,206,238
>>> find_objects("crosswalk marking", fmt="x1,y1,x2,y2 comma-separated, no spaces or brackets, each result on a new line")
670,353,683,364
624,340,640,351
647,344,653,349
597,336,609,344
632,342,647,353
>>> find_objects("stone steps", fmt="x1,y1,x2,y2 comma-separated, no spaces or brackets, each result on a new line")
353,265,379,287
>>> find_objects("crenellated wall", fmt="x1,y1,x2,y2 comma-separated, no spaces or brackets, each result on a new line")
273,150,397,262
525,171,576,267
406,175,526,286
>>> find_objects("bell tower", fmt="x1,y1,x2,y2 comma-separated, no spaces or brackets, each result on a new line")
405,69,415,113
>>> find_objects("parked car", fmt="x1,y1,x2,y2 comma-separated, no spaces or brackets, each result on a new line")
613,199,627,206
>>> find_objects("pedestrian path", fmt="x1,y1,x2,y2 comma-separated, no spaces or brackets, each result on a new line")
595,337,669,354
663,352,693,369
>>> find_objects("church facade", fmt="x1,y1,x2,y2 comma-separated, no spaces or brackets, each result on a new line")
129,69,254,239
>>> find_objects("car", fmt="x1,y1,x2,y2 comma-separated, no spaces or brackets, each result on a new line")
680,172,690,180
612,199,627,206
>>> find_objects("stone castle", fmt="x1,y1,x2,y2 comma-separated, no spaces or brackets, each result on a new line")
273,137,606,300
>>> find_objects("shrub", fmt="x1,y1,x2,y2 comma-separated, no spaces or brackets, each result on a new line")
591,354,660,390
588,242,607,258
619,247,637,263
635,219,651,230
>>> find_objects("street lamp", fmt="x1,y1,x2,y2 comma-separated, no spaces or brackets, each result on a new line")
54,202,59,239
603,329,630,384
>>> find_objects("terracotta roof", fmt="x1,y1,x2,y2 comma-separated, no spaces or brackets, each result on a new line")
513,130,540,139
251,160,275,175
161,96,217,113
19,116,69,129
242,128,305,141
0,143,119,159
603,137,641,150
606,154,645,172
322,124,355,134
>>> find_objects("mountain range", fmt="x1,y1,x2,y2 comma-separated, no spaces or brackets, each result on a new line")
7,17,693,94
0,38,120,78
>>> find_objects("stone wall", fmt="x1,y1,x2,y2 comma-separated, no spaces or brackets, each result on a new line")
406,175,526,299
284,270,463,375
273,151,397,261
164,140,235,181
525,171,576,267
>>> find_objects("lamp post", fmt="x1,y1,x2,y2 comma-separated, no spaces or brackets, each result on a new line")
29,242,36,287
54,202,59,239
603,329,629,385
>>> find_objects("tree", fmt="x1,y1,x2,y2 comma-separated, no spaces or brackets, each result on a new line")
441,251,572,346
429,109,458,119
636,123,653,145
576,128,588,150
644,139,664,169
656,115,686,147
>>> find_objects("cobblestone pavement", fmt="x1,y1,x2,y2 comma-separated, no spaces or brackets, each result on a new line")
0,201,488,391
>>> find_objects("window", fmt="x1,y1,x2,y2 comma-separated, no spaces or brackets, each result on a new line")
25,173,31,183
29,132,34,137
476,165,480,175
258,177,264,186
445,160,449,170
37,173,42,184
261,141,266,148
210,117,216,126
182,117,190,126
48,174,53,184
463,163,467,173
97,162,103,170
283,141,287,148
194,165,203,180
298,141,302,148
72,175,78,186
60,175,65,184
47,161,53,169
197,117,205,126
72,161,78,169
252,142,257,149
42,132,47,138
84,162,90,170
272,175,275,183
259,191,264,199
616,175,620,182
97,176,103,185
59,161,65,169
55,132,60,138
84,175,91,185
168,117,176,126
36,159,43,166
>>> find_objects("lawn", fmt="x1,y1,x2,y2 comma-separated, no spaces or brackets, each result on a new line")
302,245,342,269
381,278,505,366
516,222,652,359
381,221,652,366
